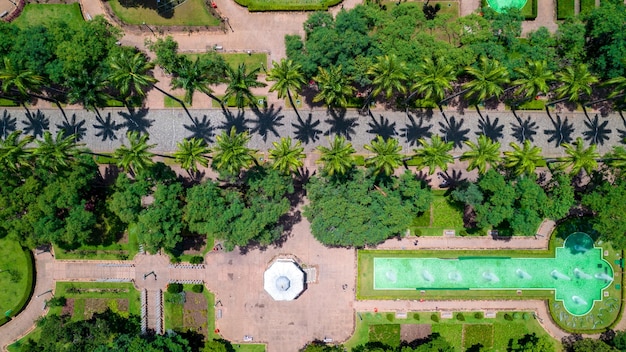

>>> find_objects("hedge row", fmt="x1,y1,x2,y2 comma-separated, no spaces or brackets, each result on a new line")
233,0,342,12
557,0,576,19
0,248,35,327
580,0,596,14
520,0,537,20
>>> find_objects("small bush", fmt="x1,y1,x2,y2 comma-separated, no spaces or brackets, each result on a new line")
167,283,183,293
504,313,513,321
456,312,465,321
190,256,204,264
459,229,469,237
46,296,67,308
191,284,204,293
512,312,521,320
431,313,440,322
171,256,181,264
474,312,483,319
413,313,420,321
386,313,394,322
522,312,530,320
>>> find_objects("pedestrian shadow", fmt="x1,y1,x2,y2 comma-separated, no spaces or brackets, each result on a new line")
22,109,49,138
292,113,322,145
583,114,612,146
118,108,153,135
366,111,397,140
324,108,358,140
476,114,504,142
0,110,16,140
438,114,469,149
250,104,284,142
510,114,538,143
544,115,574,147
400,112,432,147
56,114,87,142
219,108,248,134
184,115,217,144
93,112,122,141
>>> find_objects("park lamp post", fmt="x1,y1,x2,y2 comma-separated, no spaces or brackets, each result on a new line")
142,22,156,36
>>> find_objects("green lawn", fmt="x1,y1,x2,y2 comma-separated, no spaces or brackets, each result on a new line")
233,344,266,352
165,284,218,338
344,311,559,351
556,0,576,19
53,226,138,260
52,282,141,319
211,95,267,108
462,324,493,350
0,237,34,326
0,98,19,107
233,0,341,12
164,95,188,108
580,0,596,13
184,52,268,72
12,3,84,28
369,324,400,347
411,191,465,236
108,0,220,26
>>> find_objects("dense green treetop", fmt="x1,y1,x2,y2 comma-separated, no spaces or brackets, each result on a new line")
583,177,626,248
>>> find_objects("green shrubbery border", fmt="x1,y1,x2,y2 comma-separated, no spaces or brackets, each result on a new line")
0,248,35,326
233,0,342,12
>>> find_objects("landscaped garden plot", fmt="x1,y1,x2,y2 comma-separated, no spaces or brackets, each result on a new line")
233,0,341,12
164,284,216,338
557,0,576,19
462,324,493,350
343,311,558,351
185,52,268,72
108,0,220,26
0,237,33,326
411,192,464,236
52,282,140,319
369,324,400,347
12,3,84,28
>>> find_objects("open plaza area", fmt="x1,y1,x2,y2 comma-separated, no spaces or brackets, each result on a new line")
1,0,626,351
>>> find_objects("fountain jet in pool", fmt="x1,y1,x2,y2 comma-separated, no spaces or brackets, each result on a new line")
595,273,612,281
572,296,588,305
422,270,434,282
448,272,462,282
516,268,532,279
482,272,499,282
574,245,588,253
574,268,592,279
551,270,571,280
385,270,397,283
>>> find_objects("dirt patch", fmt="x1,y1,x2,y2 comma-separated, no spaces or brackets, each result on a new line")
84,298,109,319
61,298,74,316
183,292,208,336
116,298,129,312
400,324,432,343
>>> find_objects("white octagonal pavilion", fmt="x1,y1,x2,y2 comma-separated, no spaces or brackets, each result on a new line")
263,259,305,301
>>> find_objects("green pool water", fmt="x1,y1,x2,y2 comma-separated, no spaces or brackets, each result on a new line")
486,0,528,13
374,233,613,316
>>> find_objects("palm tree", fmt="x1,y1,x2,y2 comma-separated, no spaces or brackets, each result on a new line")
108,51,157,103
407,57,456,105
413,135,454,175
313,65,355,108
605,146,626,171
552,63,598,104
462,56,510,104
558,137,599,176
223,63,267,109
170,57,220,106
267,59,306,113
503,140,545,177
364,136,404,176
367,54,407,101
0,57,44,107
268,137,305,175
113,131,156,175
513,60,555,101
174,137,210,174
460,135,502,175
66,71,111,118
602,72,626,105
211,126,256,178
0,130,34,173
316,135,355,177
33,130,82,172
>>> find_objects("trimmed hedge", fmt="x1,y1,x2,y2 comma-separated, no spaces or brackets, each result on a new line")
520,0,537,20
233,0,342,11
580,0,595,14
557,0,576,19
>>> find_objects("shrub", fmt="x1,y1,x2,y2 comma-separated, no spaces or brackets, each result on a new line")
522,312,530,320
459,229,469,237
191,284,204,293
513,312,521,320
386,313,394,322
171,256,181,264
431,313,440,322
46,296,67,308
504,313,513,321
456,312,465,321
413,313,420,320
474,312,483,319
190,256,204,264
167,283,183,293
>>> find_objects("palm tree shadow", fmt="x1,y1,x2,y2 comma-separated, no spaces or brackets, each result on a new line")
366,111,397,140
219,107,248,134
118,107,153,135
440,169,466,189
22,109,49,138
438,114,469,149
250,104,284,142
324,108,358,140
0,110,16,139
583,114,612,146
476,114,504,142
510,114,538,143
400,112,432,147
56,114,87,142
543,115,575,147
184,115,217,143
292,113,322,145
93,112,122,141
617,111,626,144
413,170,431,185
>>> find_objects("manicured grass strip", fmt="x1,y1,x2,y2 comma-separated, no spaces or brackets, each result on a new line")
108,0,220,26
184,52,268,72
233,0,341,11
0,98,19,107
164,291,185,330
211,95,267,108
233,344,266,352
463,324,493,350
0,238,34,325
557,0,575,19
12,3,84,28
521,0,537,19
369,324,400,347
164,95,188,108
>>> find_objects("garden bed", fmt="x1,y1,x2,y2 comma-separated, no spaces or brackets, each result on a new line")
107,0,220,26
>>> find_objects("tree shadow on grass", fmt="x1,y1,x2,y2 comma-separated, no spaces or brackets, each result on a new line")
118,108,153,135
250,104,284,142
22,109,49,138
292,113,322,145
324,108,358,140
0,110,16,139
400,112,432,147
184,115,217,144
